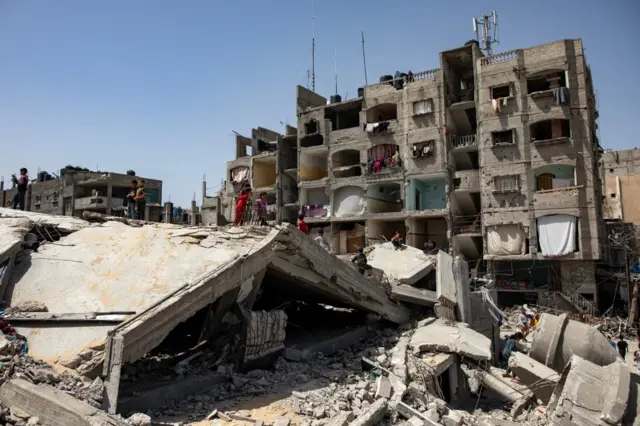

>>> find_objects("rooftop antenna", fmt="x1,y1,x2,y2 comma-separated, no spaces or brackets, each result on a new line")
473,10,499,55
311,0,316,92
361,31,368,86
334,48,338,96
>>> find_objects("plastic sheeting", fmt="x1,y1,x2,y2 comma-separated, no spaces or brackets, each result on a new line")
487,225,526,256
537,215,577,257
333,186,365,217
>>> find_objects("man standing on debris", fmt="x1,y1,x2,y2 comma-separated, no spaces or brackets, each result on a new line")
134,179,147,220
351,248,368,275
233,187,252,226
297,214,310,235
501,332,523,376
126,179,137,219
617,334,629,360
314,229,330,251
11,168,29,210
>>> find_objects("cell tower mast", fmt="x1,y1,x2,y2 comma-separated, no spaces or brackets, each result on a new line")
473,11,499,55
311,0,316,92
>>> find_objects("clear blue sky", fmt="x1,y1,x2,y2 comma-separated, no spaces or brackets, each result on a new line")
1,0,638,208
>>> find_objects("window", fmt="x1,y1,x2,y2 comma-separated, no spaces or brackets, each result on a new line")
494,175,519,192
305,120,318,135
413,99,433,116
537,173,553,191
491,130,515,145
412,140,434,159
491,84,511,99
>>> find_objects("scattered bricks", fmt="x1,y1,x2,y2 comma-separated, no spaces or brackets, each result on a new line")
326,411,354,426
375,376,392,399
395,402,439,426
350,398,388,426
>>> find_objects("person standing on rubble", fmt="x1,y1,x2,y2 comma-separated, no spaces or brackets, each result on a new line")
233,187,252,226
134,179,147,220
391,230,404,250
297,214,310,235
617,334,629,360
254,192,268,226
501,332,523,376
313,229,330,251
126,179,137,219
351,248,368,275
11,168,29,210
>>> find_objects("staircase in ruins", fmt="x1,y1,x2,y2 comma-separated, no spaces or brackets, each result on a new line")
555,291,599,317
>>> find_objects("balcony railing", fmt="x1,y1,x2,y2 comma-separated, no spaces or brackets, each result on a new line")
449,134,477,149
453,214,482,234
480,50,520,66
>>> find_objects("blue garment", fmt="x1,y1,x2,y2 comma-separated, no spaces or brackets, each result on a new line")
502,339,516,359
609,340,617,349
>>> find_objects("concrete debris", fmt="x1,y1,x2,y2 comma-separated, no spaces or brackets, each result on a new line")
366,243,436,285
4,301,48,314
507,352,560,404
410,319,492,361
350,398,387,426
126,413,152,426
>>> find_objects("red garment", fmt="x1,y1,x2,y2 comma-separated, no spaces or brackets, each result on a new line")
233,194,249,226
373,160,382,173
298,220,310,235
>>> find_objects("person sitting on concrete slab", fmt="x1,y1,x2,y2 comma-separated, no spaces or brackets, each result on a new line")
423,240,438,255
297,214,310,235
391,230,404,250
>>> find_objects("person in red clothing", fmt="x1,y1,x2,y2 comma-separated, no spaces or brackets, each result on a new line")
233,187,252,226
297,214,310,235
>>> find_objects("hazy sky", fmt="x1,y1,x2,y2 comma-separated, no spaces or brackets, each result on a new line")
1,0,638,207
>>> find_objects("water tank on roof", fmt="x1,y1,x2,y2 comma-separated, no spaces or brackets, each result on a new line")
37,171,47,182
126,170,136,176
330,94,342,104
357,87,364,97
379,75,393,83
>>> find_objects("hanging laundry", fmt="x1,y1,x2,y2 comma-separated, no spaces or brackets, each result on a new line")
553,87,570,106
491,99,501,113
501,97,508,107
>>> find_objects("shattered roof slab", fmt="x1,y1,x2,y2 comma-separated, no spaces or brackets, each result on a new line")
366,242,436,285
0,210,409,414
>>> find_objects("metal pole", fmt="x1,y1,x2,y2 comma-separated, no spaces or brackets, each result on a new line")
361,31,368,85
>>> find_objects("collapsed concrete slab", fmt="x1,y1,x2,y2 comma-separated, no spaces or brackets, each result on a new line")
390,284,437,306
0,378,126,426
530,313,619,372
366,243,436,285
0,217,31,265
410,319,492,361
547,355,630,425
508,352,560,404
1,211,409,414
0,207,89,233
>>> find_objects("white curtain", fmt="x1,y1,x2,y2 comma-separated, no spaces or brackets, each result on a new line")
487,225,526,255
333,186,365,217
537,215,577,256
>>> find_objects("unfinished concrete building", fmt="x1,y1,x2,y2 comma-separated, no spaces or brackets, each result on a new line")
601,148,640,224
214,126,299,226
292,39,603,312
1,168,163,221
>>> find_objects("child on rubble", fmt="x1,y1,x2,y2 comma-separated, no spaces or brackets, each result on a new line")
297,214,310,235
501,332,523,377
233,187,252,226
254,192,268,226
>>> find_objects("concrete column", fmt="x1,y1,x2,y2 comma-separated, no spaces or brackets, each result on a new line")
106,182,113,215
70,181,76,217
202,179,207,206
164,202,173,224
453,256,471,323
191,200,197,226
215,197,222,226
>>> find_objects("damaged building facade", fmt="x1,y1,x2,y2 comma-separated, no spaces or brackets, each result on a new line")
1,167,163,221
218,39,602,312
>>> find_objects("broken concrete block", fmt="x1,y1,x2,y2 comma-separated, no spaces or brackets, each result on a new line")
366,243,436,285
313,407,326,419
424,409,439,423
126,413,152,426
391,285,437,307
395,402,439,425
283,348,302,362
350,398,387,426
325,411,354,426
441,410,463,426
508,352,560,404
436,250,456,305
434,303,456,321
407,416,425,426
273,416,291,426
410,319,491,361
389,336,409,381
547,355,630,425
0,378,126,426
375,376,392,399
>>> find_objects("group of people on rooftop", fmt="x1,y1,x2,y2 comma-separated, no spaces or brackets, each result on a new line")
232,185,270,227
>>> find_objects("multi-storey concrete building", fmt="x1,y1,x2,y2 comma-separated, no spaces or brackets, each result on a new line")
292,38,603,311
601,149,640,224
1,168,163,221
215,39,603,312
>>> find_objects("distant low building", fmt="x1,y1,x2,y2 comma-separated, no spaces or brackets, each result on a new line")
1,167,163,221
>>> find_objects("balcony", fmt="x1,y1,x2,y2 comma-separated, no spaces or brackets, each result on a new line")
453,214,482,235
452,170,480,192
480,50,520,66
449,134,477,150
74,196,123,211
534,186,581,210
365,144,402,181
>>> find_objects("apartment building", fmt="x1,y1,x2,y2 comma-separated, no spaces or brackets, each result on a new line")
293,38,603,311
219,126,299,225
1,168,163,221
601,148,640,224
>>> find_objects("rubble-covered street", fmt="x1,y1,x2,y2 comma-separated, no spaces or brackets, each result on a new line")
0,208,638,425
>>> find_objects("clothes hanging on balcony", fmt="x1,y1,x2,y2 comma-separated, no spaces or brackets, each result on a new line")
301,204,328,218
553,87,570,106
491,99,501,113
363,121,390,134
412,144,433,159
537,215,577,257
487,225,526,256
231,167,250,184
